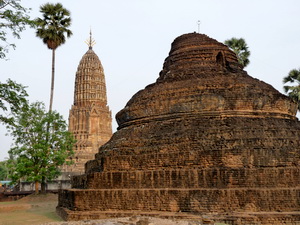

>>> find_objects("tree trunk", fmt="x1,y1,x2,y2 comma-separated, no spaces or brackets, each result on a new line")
44,48,56,194
49,48,55,113
35,181,39,194
41,176,46,194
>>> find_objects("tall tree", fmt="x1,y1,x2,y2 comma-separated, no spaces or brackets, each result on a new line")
0,0,35,59
283,68,300,110
224,37,250,68
7,102,75,194
35,3,72,112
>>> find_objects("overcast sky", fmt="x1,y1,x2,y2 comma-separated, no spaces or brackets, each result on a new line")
1,0,300,160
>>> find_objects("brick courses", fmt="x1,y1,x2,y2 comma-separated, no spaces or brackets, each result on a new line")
57,33,300,224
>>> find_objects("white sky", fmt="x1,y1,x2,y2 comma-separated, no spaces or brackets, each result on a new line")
1,0,300,160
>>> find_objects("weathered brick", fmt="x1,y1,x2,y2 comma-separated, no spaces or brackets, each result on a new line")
57,33,300,224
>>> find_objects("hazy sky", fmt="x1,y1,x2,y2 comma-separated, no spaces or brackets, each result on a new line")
1,0,300,160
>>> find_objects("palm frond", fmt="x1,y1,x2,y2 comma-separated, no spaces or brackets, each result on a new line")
35,3,72,50
224,37,250,68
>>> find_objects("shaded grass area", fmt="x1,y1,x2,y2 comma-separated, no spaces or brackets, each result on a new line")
0,193,62,225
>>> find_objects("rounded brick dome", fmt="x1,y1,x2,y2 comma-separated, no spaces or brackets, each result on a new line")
116,33,297,128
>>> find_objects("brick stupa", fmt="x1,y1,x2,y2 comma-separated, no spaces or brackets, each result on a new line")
57,33,300,224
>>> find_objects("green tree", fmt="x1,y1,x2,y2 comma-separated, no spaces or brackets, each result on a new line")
0,160,8,180
0,79,28,182
35,3,72,112
0,0,35,59
7,101,75,194
283,68,300,110
224,37,250,68
0,79,28,125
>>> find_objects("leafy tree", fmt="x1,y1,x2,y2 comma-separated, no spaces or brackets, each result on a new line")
0,160,8,180
7,101,75,194
283,68,300,110
0,79,28,125
0,79,28,182
35,3,72,112
224,37,250,68
0,0,35,59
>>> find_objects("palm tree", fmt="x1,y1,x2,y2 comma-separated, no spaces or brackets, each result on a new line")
283,68,300,110
35,3,72,112
35,3,72,193
224,37,250,68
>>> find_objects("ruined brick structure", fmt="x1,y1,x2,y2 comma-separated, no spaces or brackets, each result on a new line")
57,33,300,224
61,33,112,177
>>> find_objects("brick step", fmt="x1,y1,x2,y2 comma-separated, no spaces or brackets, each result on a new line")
56,208,204,221
58,188,300,213
72,167,300,189
56,207,300,224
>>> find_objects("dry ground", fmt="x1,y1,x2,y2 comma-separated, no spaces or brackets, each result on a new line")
0,193,62,225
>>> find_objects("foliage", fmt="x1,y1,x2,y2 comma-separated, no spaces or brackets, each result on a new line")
0,160,8,180
0,79,28,181
224,37,250,68
283,68,300,110
7,102,75,190
0,0,35,59
35,3,72,50
0,79,28,125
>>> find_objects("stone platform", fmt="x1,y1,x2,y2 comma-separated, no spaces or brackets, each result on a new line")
57,208,300,225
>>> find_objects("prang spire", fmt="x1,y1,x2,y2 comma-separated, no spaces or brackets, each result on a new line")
85,29,96,49
62,32,112,176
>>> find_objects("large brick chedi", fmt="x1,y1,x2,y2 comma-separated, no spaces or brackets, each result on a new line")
61,33,112,176
57,33,300,224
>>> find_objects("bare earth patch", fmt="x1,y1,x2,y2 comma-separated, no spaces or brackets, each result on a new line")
0,193,62,225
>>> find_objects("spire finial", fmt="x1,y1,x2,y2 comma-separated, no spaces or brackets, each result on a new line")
197,20,201,33
85,28,96,49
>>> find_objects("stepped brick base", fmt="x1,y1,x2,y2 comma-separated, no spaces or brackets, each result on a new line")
57,187,300,224
56,207,300,224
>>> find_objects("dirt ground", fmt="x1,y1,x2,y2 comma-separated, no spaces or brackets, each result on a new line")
0,193,62,225
0,194,228,225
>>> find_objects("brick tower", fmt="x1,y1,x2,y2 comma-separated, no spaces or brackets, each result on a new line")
62,32,112,177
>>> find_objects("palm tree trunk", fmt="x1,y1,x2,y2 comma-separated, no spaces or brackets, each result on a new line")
49,48,55,112
43,49,56,193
